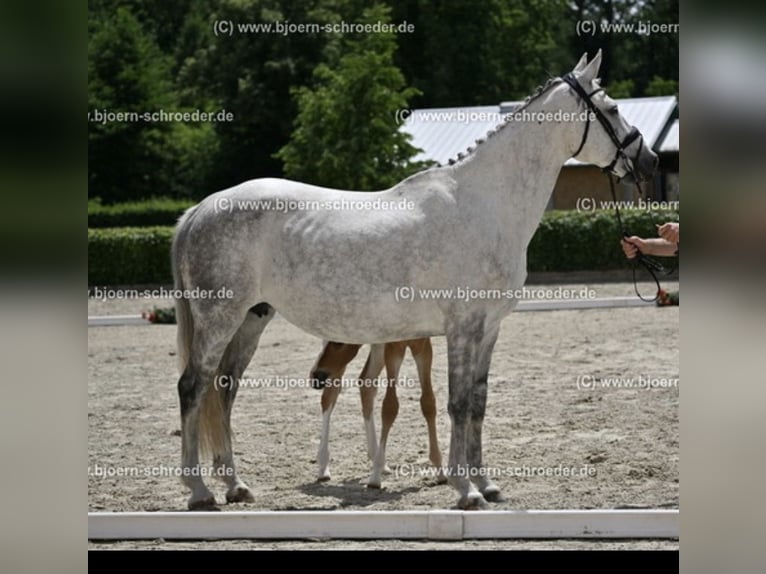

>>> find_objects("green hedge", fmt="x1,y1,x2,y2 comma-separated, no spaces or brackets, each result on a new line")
88,198,194,228
88,227,175,285
527,209,679,271
88,209,679,285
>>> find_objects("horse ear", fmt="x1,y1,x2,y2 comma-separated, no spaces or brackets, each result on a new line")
573,52,588,72
578,49,602,83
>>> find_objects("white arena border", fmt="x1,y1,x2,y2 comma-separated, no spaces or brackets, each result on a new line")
88,509,678,540
87,297,655,327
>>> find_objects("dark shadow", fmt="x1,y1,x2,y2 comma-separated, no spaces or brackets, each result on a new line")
295,477,428,508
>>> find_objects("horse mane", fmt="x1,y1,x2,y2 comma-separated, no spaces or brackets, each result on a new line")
445,76,563,166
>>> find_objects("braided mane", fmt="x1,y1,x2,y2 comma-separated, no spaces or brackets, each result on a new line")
446,77,562,166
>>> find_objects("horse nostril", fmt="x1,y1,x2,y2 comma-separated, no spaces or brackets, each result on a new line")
311,371,329,389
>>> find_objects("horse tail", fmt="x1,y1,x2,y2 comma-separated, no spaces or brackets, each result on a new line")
172,205,197,375
172,204,228,457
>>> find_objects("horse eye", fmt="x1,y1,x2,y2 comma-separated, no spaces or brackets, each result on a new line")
608,105,619,114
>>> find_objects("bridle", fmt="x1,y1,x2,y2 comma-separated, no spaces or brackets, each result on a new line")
562,72,644,176
561,72,672,303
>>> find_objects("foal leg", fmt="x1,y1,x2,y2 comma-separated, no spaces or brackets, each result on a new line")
359,344,385,462
467,323,503,502
312,341,361,480
445,313,488,509
212,305,275,503
367,343,405,488
316,383,342,482
412,339,446,484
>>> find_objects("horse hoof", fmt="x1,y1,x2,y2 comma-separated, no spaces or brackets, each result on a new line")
481,487,506,503
226,486,255,504
188,496,219,511
436,475,449,485
457,493,489,510
367,482,382,489
316,475,331,483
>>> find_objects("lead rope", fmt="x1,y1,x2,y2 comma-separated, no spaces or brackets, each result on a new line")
607,174,668,303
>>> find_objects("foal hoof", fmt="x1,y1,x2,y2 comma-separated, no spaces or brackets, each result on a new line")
457,492,489,510
226,485,255,504
187,496,219,511
481,486,506,503
316,475,331,483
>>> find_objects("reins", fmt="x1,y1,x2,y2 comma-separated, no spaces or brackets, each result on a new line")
562,73,675,303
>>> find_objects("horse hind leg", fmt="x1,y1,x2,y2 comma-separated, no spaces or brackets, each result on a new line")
412,339,446,484
211,304,275,504
367,343,404,489
178,305,253,510
359,344,385,462
316,383,342,482
312,342,361,481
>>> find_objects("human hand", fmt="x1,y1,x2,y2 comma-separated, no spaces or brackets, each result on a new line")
621,236,646,259
657,222,679,244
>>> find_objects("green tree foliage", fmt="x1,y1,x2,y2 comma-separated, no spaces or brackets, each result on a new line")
567,0,679,96
88,5,217,202
87,0,678,203
276,4,430,190
645,75,678,97
181,0,343,191
390,0,570,106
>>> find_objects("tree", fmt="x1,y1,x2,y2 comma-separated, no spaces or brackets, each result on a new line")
566,0,679,97
390,0,568,106
276,4,430,190
645,76,678,97
183,0,341,191
88,6,217,202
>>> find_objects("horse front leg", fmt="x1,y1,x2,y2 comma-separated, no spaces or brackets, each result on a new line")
446,313,488,509
467,322,504,502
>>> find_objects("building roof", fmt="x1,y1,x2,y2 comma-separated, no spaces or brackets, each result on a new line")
401,95,678,167
658,119,679,154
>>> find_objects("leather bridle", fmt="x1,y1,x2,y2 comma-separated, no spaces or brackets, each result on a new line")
561,72,673,303
562,72,644,175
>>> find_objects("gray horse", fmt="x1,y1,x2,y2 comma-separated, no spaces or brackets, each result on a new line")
172,51,657,510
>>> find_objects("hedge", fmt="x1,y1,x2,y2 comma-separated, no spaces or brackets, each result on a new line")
527,209,679,271
88,227,175,285
88,198,194,228
88,209,679,285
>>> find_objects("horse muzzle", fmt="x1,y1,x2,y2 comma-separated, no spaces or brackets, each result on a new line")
634,147,659,182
